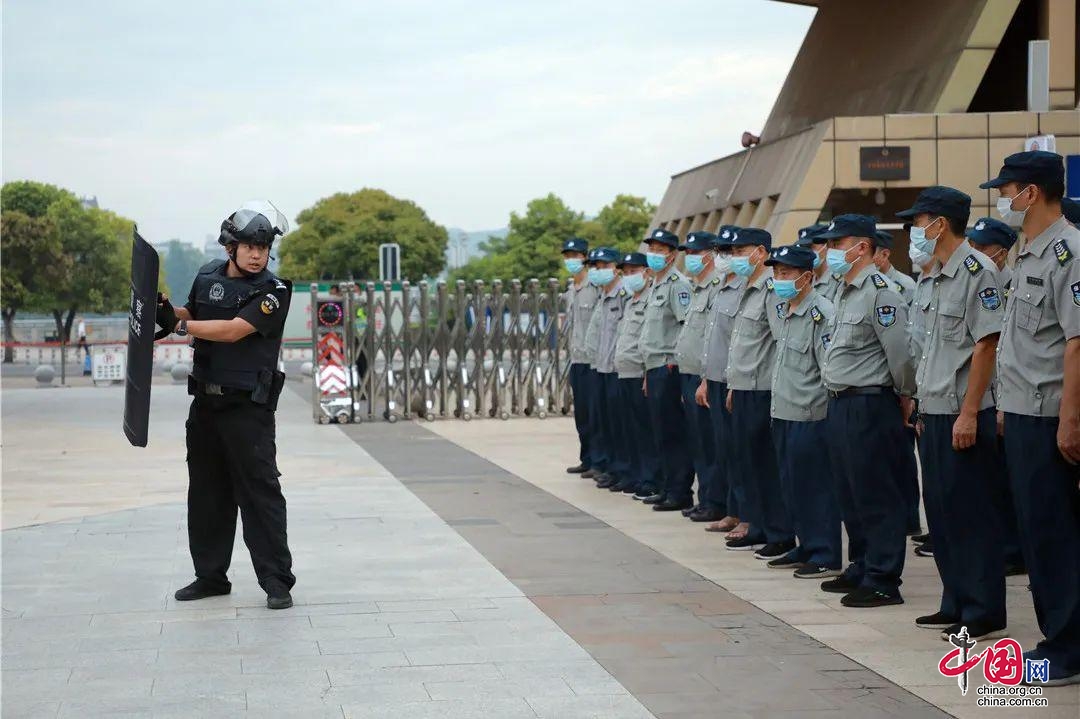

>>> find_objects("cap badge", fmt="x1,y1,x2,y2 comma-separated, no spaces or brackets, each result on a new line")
975,221,985,231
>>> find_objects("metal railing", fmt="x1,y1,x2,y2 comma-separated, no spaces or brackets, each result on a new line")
309,279,573,424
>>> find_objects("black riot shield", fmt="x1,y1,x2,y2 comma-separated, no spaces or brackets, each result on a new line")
123,228,159,447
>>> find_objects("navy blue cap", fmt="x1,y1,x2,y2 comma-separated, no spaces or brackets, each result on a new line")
730,227,772,250
795,224,826,247
592,247,620,264
1063,197,1080,225
585,249,598,264
765,245,816,270
715,225,740,248
896,186,972,224
966,217,1018,251
618,251,647,267
645,228,680,249
980,151,1065,189
561,237,588,254
816,214,877,241
874,230,895,250
681,231,717,251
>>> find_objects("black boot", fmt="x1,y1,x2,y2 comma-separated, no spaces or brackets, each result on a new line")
265,580,293,610
174,579,231,602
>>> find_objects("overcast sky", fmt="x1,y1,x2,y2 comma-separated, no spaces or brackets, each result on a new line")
2,0,814,246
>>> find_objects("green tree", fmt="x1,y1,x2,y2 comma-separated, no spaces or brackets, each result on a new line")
162,239,208,301
595,194,656,253
450,193,584,283
0,210,70,362
1,180,70,218
277,189,448,282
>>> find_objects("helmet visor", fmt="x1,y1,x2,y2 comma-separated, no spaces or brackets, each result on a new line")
231,199,289,236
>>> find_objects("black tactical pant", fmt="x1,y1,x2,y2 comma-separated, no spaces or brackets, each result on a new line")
185,393,295,593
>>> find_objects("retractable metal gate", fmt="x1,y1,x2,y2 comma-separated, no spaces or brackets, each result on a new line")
310,279,573,423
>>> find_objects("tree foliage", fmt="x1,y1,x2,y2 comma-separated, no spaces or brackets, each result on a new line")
277,189,448,282
449,193,656,283
162,239,209,301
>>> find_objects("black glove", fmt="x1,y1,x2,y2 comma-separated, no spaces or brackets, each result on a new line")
156,293,177,333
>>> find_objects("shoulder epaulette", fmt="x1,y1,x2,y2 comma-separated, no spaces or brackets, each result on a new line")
810,305,823,323
963,255,983,275
197,259,228,275
712,277,720,285
765,277,774,290
1053,239,1073,266
871,273,889,289
618,289,627,297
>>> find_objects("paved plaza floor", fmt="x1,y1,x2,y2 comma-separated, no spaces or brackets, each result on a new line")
1,380,1076,717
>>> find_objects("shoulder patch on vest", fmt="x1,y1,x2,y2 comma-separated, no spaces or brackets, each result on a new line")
872,274,888,289
810,305,823,323
1053,239,1073,266
963,255,983,275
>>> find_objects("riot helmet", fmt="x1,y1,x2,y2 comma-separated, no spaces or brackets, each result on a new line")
218,200,289,276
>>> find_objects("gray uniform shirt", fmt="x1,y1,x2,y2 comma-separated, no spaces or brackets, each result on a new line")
907,273,935,363
998,265,1014,302
767,291,834,421
814,272,843,303
640,265,693,371
675,269,722,377
726,270,777,391
822,265,915,394
886,265,917,304
914,244,1002,415
591,285,629,374
614,284,651,379
995,216,1080,417
567,280,599,365
702,275,746,383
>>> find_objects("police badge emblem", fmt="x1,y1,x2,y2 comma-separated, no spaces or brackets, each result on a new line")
978,287,1001,311
209,282,225,302
776,302,786,319
260,294,280,315
1072,280,1080,307
875,305,897,327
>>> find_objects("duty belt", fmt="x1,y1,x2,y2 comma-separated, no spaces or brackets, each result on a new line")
198,382,245,396
828,385,893,399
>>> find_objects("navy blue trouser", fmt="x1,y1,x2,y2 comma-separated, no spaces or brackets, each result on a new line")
680,373,721,511
772,418,841,568
619,377,662,494
901,426,922,532
568,363,593,467
644,365,693,503
707,381,737,518
1003,413,1080,676
919,410,1006,627
600,372,630,481
729,390,790,544
993,434,1025,568
586,368,610,472
826,393,908,593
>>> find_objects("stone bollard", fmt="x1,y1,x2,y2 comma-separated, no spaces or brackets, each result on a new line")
170,363,190,384
161,362,174,374
34,364,56,387
300,361,314,378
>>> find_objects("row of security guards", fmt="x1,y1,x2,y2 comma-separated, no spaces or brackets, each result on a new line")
561,150,1080,687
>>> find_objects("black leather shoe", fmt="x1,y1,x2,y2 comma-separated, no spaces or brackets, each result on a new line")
840,587,903,608
266,582,293,610
632,487,656,500
566,464,589,474
681,504,701,518
596,475,618,489
915,611,959,629
174,579,231,602
653,498,693,512
688,507,724,523
641,493,665,505
820,574,860,594
581,469,598,479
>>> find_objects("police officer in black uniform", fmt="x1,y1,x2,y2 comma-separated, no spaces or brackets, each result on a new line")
156,200,296,610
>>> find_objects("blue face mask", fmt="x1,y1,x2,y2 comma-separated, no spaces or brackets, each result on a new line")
772,279,798,300
593,268,615,286
909,219,941,256
646,252,667,272
812,251,822,270
564,258,584,275
826,246,855,275
586,268,600,286
622,272,646,294
684,254,707,276
731,256,754,277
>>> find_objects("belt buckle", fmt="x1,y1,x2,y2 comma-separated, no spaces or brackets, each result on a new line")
206,383,224,395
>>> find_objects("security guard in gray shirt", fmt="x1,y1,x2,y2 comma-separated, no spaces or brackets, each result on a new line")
983,151,1080,685
898,186,1007,640
873,230,917,303
696,226,745,533
798,224,843,302
764,245,842,579
582,249,615,482
639,228,695,511
675,231,725,522
724,228,793,557
586,248,630,490
874,229,922,536
818,214,916,608
966,217,1018,298
562,238,600,476
613,253,664,497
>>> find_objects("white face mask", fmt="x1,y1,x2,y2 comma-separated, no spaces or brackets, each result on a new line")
714,253,732,275
997,186,1033,227
908,242,933,268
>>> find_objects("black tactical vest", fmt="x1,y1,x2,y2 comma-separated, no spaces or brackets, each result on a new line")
189,260,290,391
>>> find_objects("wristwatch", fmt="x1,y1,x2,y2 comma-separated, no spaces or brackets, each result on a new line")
175,320,188,337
